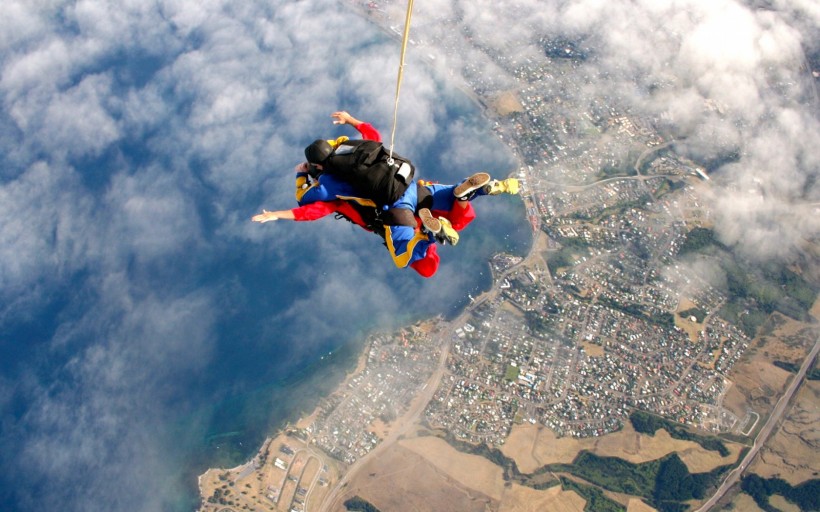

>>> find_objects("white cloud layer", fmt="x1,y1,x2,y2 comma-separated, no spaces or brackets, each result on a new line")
0,0,817,511
0,1,510,510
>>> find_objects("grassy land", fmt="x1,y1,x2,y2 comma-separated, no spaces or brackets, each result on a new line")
629,410,730,456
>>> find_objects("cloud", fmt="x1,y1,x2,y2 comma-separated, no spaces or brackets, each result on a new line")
470,0,820,261
1,0,816,511
1,2,477,509
13,274,218,511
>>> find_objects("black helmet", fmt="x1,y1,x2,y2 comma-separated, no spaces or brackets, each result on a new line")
305,139,333,164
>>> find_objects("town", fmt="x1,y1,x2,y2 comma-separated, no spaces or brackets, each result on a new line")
288,0,758,459
199,2,811,510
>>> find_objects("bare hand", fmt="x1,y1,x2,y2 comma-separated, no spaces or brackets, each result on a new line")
252,210,278,223
331,111,356,125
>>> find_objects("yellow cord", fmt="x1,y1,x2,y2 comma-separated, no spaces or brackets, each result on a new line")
388,0,414,160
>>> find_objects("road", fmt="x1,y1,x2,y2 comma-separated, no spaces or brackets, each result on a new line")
317,324,455,512
316,234,544,511
695,336,820,512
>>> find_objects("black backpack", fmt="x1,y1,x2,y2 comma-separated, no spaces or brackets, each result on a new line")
321,140,415,208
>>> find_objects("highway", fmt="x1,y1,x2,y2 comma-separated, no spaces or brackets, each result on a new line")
696,337,820,511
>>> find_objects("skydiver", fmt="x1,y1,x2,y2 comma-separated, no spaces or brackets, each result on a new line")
251,111,519,277
252,171,518,276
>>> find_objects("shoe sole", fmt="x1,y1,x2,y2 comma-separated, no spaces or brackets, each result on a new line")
419,208,441,234
454,172,491,199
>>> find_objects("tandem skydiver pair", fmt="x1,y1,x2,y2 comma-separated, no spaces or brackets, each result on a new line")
252,111,519,278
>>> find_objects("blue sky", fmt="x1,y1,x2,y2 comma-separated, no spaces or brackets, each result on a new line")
1,1,818,511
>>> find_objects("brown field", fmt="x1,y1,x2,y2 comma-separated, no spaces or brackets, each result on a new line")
810,296,820,320
581,341,605,357
341,436,592,512
491,91,524,115
723,310,818,423
769,494,801,512
748,380,820,485
400,436,506,500
730,492,766,512
722,358,792,419
501,421,741,474
675,298,704,342
499,484,586,512
627,498,657,512
754,312,818,362
339,442,494,512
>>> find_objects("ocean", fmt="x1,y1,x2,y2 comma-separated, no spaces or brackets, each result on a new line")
170,94,533,509
0,4,531,510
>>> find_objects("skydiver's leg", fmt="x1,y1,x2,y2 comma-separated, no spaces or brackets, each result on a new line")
387,180,418,213
409,243,439,277
420,207,459,245
453,172,492,201
453,172,520,201
383,224,437,271
424,183,476,231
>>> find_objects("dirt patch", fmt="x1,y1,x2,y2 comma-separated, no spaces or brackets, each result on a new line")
501,422,741,474
581,341,605,357
675,298,704,342
340,442,494,512
731,492,766,512
400,436,506,501
491,91,524,115
627,498,658,512
748,380,820,485
499,483,586,512
369,418,391,439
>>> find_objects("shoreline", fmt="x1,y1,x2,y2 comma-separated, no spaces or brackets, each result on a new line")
197,337,375,510
197,231,535,512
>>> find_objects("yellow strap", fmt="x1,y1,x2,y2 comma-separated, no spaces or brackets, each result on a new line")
328,136,349,149
335,195,377,208
295,174,316,202
388,0,414,160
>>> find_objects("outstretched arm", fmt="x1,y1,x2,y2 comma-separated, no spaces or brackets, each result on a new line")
331,111,363,127
252,201,342,224
332,111,381,142
252,209,296,223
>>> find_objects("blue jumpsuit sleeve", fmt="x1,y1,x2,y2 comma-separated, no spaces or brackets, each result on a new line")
300,174,360,206
299,181,334,205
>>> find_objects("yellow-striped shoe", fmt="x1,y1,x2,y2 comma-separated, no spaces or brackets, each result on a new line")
454,172,492,201
485,178,520,195
436,217,459,246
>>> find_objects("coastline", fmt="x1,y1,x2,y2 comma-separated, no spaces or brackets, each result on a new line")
196,315,453,511
197,335,375,510
197,228,535,512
